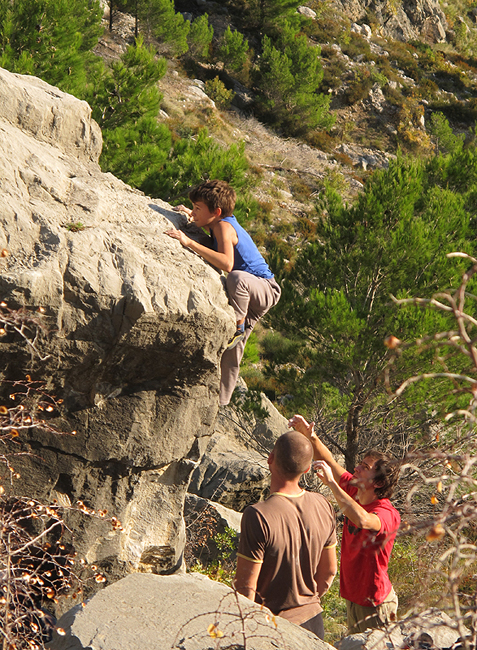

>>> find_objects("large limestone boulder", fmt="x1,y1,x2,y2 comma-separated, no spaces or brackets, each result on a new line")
0,67,235,582
47,572,330,650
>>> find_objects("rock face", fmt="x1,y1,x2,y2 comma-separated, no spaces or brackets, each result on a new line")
336,0,448,42
337,609,469,650
0,67,236,582
189,382,289,511
46,572,330,650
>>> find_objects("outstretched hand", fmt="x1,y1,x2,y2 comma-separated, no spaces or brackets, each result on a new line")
172,204,193,219
165,228,192,248
313,460,335,486
288,414,314,439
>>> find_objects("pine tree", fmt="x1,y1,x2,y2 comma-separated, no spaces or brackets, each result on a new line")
270,152,477,469
0,0,103,98
141,129,249,201
187,13,213,61
92,35,166,131
218,26,249,73
236,0,303,34
256,24,333,133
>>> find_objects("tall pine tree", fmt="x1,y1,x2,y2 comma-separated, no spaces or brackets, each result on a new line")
270,152,477,469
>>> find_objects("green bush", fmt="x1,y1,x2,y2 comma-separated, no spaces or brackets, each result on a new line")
255,23,334,134
345,69,373,104
204,76,234,109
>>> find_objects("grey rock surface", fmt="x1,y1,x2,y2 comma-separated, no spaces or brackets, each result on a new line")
47,572,330,650
335,0,447,42
337,609,469,650
298,5,317,19
400,608,469,648
0,66,235,584
184,493,241,566
189,381,289,511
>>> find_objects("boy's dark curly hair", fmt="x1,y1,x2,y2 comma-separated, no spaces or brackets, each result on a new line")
189,180,236,217
362,449,401,499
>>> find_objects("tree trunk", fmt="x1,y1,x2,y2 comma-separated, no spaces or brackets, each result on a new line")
344,388,365,471
109,0,113,31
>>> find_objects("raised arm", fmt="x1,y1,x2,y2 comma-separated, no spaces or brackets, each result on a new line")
314,461,381,532
288,415,346,483
165,219,236,272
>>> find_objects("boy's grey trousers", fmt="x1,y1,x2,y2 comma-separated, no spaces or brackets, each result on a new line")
219,270,281,405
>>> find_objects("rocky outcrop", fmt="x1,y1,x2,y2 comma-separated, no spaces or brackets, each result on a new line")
189,382,289,511
337,609,469,650
0,67,235,582
335,0,448,43
46,572,330,650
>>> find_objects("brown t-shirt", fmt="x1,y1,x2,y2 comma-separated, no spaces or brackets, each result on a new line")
238,490,337,625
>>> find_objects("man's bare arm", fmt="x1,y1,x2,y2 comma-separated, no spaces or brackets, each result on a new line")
288,414,346,483
315,545,337,597
234,555,262,600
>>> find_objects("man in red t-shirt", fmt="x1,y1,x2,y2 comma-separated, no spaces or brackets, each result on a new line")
289,415,401,633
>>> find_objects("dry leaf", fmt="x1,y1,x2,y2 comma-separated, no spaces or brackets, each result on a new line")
384,335,401,349
426,524,445,542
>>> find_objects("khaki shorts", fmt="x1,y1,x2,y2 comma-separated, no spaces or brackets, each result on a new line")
346,586,398,634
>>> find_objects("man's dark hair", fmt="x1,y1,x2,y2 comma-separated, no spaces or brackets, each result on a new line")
273,431,313,479
363,449,401,499
189,180,236,217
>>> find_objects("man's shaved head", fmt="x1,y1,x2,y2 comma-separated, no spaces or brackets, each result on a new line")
273,431,313,479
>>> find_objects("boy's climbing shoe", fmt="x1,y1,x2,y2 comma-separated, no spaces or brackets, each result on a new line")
227,329,245,350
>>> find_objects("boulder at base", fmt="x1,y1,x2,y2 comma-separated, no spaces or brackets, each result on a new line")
47,572,331,650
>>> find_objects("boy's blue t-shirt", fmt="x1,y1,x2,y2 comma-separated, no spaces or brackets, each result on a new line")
212,215,274,279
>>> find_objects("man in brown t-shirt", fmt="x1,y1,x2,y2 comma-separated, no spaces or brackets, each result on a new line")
234,431,337,639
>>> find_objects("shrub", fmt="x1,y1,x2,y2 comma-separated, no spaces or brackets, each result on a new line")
345,69,373,104
204,76,234,109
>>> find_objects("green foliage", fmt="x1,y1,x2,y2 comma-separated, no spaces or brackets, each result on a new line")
236,0,304,34
218,26,249,73
92,36,172,186
150,0,190,56
0,0,103,97
100,117,172,187
255,24,334,134
140,128,249,201
204,76,234,109
242,331,260,365
345,68,373,105
428,112,465,155
270,151,477,467
92,36,166,131
187,13,213,60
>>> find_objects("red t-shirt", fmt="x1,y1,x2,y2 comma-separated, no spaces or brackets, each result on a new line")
339,471,400,607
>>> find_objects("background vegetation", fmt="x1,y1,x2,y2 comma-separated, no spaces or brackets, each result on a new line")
2,0,477,645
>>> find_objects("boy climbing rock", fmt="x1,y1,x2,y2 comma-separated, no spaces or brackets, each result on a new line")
166,180,280,406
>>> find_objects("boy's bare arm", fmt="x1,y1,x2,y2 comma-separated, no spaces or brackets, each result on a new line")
165,220,236,272
314,461,381,531
288,414,346,482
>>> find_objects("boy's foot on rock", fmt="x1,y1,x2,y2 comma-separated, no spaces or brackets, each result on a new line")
227,329,245,350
